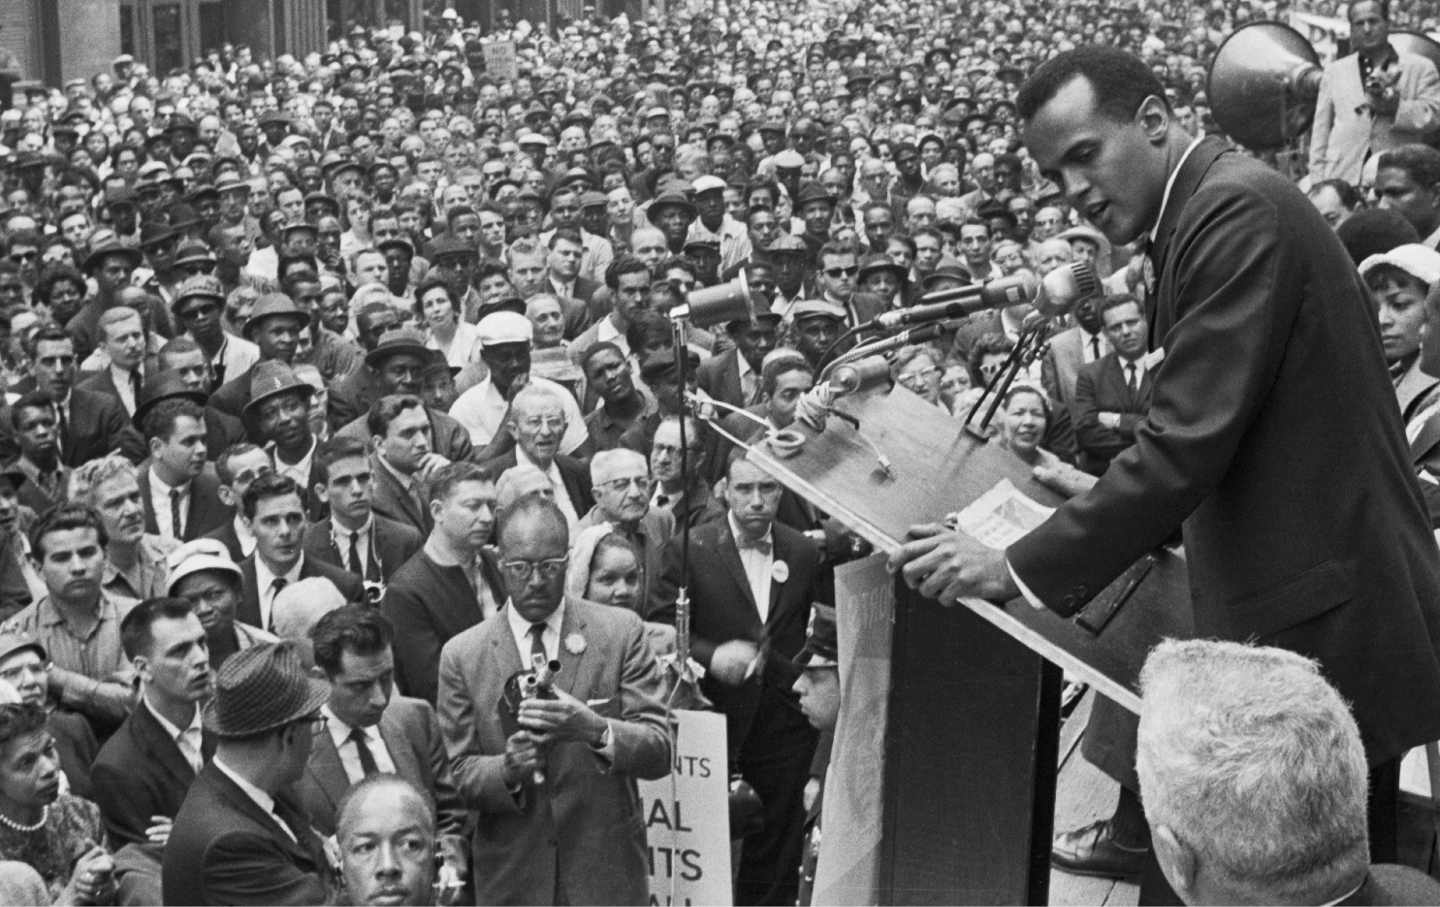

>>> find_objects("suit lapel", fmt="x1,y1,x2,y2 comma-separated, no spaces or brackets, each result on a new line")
718,521,761,620
133,703,197,787
555,599,589,696
378,709,421,782
307,729,351,810
137,468,159,535
1151,137,1228,276
239,558,260,627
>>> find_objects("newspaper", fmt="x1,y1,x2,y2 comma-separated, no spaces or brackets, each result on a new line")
952,478,1055,550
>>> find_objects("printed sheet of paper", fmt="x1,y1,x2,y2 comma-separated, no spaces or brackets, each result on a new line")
954,478,1055,550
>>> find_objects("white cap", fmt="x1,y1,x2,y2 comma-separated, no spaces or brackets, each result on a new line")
166,538,242,594
1359,243,1440,287
692,175,727,195
477,311,535,346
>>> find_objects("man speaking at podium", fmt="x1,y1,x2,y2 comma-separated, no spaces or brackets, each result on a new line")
891,46,1440,894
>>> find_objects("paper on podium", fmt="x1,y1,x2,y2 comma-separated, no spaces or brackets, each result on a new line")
705,383,1194,714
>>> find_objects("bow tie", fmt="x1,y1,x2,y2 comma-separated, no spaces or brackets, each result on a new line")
736,535,772,556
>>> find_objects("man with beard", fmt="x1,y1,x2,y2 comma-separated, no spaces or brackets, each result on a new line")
331,329,473,462
91,597,214,848
137,399,227,543
69,456,177,602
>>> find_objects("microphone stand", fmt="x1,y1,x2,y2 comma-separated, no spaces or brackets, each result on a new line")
666,315,702,699
963,318,1054,438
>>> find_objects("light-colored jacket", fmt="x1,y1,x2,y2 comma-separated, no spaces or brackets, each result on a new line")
1310,49,1440,184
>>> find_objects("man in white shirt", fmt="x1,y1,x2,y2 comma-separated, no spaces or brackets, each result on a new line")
296,605,467,844
82,306,148,416
241,361,321,518
92,598,213,847
687,175,752,276
205,443,272,561
139,398,223,543
449,311,589,456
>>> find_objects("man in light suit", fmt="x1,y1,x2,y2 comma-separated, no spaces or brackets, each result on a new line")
893,48,1440,897
1072,296,1154,474
1309,0,1440,185
655,453,824,906
296,606,467,843
1042,294,1110,411
437,495,671,906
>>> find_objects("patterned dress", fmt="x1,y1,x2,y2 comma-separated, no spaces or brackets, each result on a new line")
0,794,104,902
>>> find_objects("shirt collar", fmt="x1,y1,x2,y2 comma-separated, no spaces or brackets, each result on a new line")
254,552,304,591
143,695,201,742
504,596,566,640
149,465,189,495
322,703,376,750
213,755,277,816
331,516,373,544
515,444,559,479
1149,136,1205,244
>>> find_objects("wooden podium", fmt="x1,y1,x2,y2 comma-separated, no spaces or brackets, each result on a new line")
710,384,1193,905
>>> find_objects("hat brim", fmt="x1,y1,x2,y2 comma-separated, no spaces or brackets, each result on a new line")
241,381,315,419
203,675,330,737
365,341,431,368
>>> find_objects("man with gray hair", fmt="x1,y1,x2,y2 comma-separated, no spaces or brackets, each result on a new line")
579,448,674,617
68,455,176,601
1136,639,1440,906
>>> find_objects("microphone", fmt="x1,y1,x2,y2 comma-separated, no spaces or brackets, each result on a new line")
818,324,943,386
1034,261,1101,319
873,271,1038,330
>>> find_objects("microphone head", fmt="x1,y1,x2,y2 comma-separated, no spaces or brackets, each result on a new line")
1037,262,1100,318
979,269,1041,309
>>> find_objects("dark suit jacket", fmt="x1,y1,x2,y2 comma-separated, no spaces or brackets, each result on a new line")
237,553,366,629
206,362,257,421
1341,864,1440,905
325,366,378,432
1071,353,1155,474
161,763,328,906
62,386,147,467
333,407,474,463
293,696,466,837
656,518,823,750
369,454,433,535
91,701,217,847
301,514,422,584
437,598,671,905
201,519,245,562
478,449,595,516
76,366,142,411
696,348,749,409
136,462,231,541
1009,137,1440,763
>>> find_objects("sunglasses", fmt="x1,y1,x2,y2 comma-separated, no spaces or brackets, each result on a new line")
824,266,858,278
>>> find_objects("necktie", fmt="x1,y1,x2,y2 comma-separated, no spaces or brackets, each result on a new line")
348,726,380,778
1090,336,1101,360
129,369,142,404
1126,363,1139,394
55,405,68,455
737,534,773,557
529,622,548,666
212,358,226,388
170,488,185,539
269,578,287,629
347,530,362,575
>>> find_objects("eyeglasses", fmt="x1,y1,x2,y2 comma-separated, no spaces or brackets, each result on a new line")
824,266,858,278
9,252,36,263
598,475,650,493
897,366,941,388
499,557,569,582
518,416,565,432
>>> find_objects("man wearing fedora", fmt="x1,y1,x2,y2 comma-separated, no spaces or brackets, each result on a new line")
330,328,474,462
243,360,326,518
66,241,174,360
207,291,309,422
162,641,331,906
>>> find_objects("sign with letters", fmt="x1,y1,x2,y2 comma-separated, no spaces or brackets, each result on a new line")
481,41,518,81
638,709,731,906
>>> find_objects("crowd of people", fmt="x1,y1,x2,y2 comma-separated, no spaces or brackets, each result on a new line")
0,0,1438,902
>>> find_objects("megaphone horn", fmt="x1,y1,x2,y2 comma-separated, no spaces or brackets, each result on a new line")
670,271,752,328
1207,21,1322,149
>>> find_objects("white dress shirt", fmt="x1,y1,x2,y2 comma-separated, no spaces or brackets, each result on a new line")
144,696,204,774
253,555,304,630
322,705,397,784
729,513,774,622
331,517,374,576
506,597,565,665
448,374,589,454
109,364,142,415
272,437,317,491
213,756,295,842
148,466,191,541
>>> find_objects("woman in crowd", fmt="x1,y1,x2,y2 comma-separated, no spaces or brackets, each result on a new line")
0,696,114,905
892,345,947,411
416,277,482,369
993,385,1095,497
567,526,677,657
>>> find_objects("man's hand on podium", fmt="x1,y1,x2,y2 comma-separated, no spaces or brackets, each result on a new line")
888,523,1020,606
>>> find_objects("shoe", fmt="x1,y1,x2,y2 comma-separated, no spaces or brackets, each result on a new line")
1050,818,1148,880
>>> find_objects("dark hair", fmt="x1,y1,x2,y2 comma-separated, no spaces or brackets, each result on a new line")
413,276,458,316
33,266,86,308
28,326,73,357
580,340,626,376
10,390,55,433
445,204,477,229
309,605,394,678
216,442,265,486
1000,384,1053,427
604,255,651,290
426,460,494,505
315,436,370,485
239,471,302,520
1099,293,1144,318
1377,144,1440,189
1347,0,1388,21
1309,179,1362,211
1016,46,1170,124
547,226,584,250
625,309,673,358
29,503,108,561
967,331,1016,386
120,596,198,660
367,393,426,439
0,702,48,749
141,398,204,442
